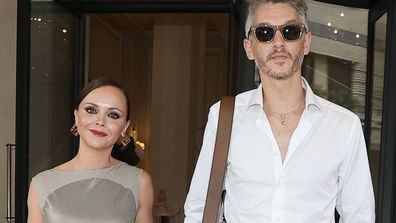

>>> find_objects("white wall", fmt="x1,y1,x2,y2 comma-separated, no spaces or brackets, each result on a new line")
0,1,17,221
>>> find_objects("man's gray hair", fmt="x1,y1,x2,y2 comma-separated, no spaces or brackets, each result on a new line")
245,0,308,38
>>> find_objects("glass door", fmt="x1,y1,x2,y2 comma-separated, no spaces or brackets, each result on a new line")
15,1,81,222
365,0,396,221
29,0,79,179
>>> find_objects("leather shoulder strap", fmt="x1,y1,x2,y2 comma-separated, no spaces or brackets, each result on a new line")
202,96,235,223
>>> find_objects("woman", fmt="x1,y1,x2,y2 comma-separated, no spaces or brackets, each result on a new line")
27,78,154,223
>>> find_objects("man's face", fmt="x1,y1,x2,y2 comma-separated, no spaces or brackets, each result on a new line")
243,3,311,80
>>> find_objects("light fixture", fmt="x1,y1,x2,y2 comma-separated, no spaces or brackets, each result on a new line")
334,29,338,34
340,12,344,17
136,141,145,150
356,34,360,38
327,22,331,26
62,29,67,33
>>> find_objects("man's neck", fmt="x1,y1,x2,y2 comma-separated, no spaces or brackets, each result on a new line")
261,74,305,113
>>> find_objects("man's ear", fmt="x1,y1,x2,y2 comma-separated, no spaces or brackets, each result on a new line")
303,32,311,55
243,38,255,60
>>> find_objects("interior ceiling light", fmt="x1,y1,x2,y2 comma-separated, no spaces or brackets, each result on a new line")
327,22,331,26
340,12,345,17
356,34,360,38
334,29,338,34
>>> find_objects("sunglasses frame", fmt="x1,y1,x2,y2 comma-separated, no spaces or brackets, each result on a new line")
248,23,308,43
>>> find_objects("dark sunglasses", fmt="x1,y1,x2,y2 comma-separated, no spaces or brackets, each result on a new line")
248,23,307,43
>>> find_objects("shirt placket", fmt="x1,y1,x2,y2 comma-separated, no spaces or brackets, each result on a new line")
256,110,287,223
271,143,285,223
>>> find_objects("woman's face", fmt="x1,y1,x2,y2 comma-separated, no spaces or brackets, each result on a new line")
74,86,129,151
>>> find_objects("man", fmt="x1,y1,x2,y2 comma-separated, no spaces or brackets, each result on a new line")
184,0,375,222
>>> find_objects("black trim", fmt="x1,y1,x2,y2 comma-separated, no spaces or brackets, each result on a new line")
225,1,242,96
226,4,234,96
72,14,85,155
15,0,31,222
56,2,231,13
366,3,385,221
377,0,396,221
75,15,85,99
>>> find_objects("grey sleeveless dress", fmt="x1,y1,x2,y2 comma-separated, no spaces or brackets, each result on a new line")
32,162,142,223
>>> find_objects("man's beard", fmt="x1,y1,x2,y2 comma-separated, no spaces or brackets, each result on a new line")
255,47,304,80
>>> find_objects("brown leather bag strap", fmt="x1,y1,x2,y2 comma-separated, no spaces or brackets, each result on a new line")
202,96,235,223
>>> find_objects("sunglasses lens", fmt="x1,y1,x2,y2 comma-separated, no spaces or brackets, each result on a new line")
255,26,275,42
282,25,302,41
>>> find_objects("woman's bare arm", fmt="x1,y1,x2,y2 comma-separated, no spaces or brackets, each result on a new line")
135,170,154,223
27,182,45,223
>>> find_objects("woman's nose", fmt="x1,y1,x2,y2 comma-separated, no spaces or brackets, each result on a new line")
96,115,105,127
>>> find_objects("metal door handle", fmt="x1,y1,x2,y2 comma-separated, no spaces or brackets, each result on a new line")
5,143,15,221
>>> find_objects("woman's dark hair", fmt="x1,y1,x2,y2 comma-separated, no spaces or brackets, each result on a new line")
112,136,140,166
75,77,131,120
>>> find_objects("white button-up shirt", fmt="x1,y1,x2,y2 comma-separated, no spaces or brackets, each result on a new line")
184,78,375,223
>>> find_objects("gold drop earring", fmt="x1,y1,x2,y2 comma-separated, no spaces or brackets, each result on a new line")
70,123,78,136
120,134,131,146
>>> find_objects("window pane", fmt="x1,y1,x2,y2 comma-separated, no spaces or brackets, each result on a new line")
304,0,368,121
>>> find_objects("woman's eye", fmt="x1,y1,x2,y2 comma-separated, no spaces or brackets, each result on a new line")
108,112,120,119
85,107,97,114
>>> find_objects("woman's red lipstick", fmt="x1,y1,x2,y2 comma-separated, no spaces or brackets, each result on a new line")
90,129,107,137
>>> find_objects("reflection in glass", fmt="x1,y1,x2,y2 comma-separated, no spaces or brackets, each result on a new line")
303,0,368,120
29,2,77,179
370,13,387,205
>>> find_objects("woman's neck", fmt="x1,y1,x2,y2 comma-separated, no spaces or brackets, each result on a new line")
69,143,118,170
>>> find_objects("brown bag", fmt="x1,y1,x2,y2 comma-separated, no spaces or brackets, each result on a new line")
202,96,235,223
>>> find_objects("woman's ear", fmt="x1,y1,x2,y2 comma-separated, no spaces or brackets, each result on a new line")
122,121,131,136
74,109,78,125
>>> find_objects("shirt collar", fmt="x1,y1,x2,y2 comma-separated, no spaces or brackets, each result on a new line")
301,77,321,111
247,77,322,111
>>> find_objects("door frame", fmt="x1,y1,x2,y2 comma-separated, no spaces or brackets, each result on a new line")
15,1,30,222
15,1,84,222
16,0,396,222
368,0,396,222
